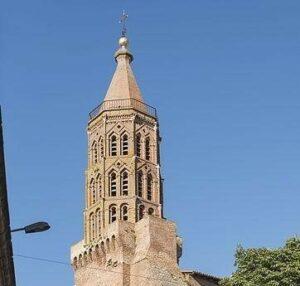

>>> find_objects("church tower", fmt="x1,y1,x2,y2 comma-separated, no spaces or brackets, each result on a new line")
71,25,190,286
83,35,163,244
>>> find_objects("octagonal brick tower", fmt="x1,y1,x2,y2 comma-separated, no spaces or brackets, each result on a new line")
71,36,187,286
85,36,163,242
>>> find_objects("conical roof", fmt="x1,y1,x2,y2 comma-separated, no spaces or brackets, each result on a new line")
103,37,144,103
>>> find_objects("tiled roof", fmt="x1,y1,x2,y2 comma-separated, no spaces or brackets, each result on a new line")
182,269,221,284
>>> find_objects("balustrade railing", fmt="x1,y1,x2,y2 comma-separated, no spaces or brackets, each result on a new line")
89,98,157,120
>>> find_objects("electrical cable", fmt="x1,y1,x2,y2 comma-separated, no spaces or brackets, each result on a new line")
14,254,185,285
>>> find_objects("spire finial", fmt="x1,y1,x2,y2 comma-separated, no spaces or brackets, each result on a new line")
119,10,128,37
115,10,133,62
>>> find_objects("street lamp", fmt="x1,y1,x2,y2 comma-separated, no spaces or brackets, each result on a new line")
11,222,50,234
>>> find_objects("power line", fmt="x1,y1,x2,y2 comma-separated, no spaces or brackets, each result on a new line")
14,254,185,285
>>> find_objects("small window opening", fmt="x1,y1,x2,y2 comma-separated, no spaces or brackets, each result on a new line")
147,174,152,201
138,205,145,221
110,172,117,197
121,205,128,221
110,135,117,156
121,171,129,196
137,171,143,197
136,133,141,157
121,134,129,155
99,137,104,158
145,137,150,160
109,205,117,223
92,141,98,164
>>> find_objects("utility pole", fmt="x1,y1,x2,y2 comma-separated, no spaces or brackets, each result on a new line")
0,106,16,286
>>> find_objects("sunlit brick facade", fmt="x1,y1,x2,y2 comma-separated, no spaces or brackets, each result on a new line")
71,36,219,286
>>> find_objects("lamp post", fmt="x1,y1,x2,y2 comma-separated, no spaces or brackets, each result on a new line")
11,222,50,234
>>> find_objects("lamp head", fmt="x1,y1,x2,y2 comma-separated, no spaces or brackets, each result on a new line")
24,222,50,234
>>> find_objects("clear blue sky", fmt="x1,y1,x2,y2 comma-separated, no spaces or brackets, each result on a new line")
1,1,300,285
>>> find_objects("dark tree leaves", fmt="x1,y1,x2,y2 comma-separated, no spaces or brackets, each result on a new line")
220,237,300,286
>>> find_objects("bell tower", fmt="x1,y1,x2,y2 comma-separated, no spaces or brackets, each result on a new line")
83,35,163,244
71,18,187,286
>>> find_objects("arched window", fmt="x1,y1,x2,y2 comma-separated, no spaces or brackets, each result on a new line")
99,137,104,158
96,209,101,237
88,249,93,262
96,174,102,199
147,174,153,201
136,133,141,157
109,135,117,156
106,238,110,252
92,214,95,240
111,235,116,251
121,134,129,155
90,178,96,205
148,208,154,215
138,205,145,221
145,137,150,160
137,171,143,197
100,241,105,253
95,244,100,256
121,170,128,196
73,257,78,269
109,172,117,197
83,252,87,265
109,205,117,223
91,141,98,164
120,204,128,221
89,212,95,241
78,254,83,267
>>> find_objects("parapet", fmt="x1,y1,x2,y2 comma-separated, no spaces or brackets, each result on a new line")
71,220,135,270
71,215,185,286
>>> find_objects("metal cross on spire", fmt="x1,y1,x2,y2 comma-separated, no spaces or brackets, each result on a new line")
119,10,128,37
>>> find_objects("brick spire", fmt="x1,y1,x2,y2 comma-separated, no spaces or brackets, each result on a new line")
103,36,144,103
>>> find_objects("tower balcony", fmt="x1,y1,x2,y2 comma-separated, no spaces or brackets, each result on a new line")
89,99,157,121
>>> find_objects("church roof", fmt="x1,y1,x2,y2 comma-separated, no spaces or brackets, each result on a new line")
103,36,144,103
182,270,221,286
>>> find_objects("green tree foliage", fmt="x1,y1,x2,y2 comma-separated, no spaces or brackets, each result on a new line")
220,237,300,286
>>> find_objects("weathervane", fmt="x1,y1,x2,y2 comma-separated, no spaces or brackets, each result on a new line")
119,10,128,37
